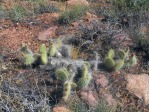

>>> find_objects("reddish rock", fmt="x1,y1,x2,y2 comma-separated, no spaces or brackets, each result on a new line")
51,13,60,19
52,106,72,112
80,90,98,106
71,22,79,27
125,74,149,105
95,74,109,87
38,26,58,41
67,0,89,6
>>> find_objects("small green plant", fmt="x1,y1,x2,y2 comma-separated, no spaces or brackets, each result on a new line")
55,66,77,101
58,5,88,24
111,0,149,11
9,5,27,22
39,44,48,64
104,48,137,71
34,3,59,14
77,62,92,89
55,67,70,82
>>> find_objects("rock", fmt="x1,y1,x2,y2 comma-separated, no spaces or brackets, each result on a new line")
125,74,149,105
71,22,79,27
112,33,133,46
80,90,98,106
140,24,149,37
95,74,109,87
51,13,60,19
67,0,89,6
38,26,58,41
84,12,98,22
52,106,72,112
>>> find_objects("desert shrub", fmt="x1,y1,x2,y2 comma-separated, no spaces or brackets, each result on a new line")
9,5,27,22
34,3,59,14
111,0,149,11
58,5,88,24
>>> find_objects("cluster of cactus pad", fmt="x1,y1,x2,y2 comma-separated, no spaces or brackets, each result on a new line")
21,41,62,66
104,48,137,71
55,62,92,101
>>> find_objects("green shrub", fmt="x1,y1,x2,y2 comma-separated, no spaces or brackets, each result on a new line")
58,5,88,24
34,4,59,14
104,48,137,71
111,0,149,11
9,5,27,22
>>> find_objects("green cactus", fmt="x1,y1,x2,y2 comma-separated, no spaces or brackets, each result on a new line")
117,50,126,59
125,47,130,59
113,59,124,71
23,54,35,65
77,73,92,90
48,43,57,57
107,49,115,58
63,82,71,101
55,67,70,82
39,44,47,53
41,51,48,64
71,82,77,89
129,53,137,67
39,44,48,64
104,57,115,70
82,62,90,77
21,43,33,56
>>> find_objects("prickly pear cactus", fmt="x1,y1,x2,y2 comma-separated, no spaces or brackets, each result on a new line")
48,43,57,57
117,50,126,59
77,73,92,90
114,59,124,71
55,67,70,82
23,54,35,65
39,44,47,53
129,53,137,67
104,57,115,70
39,44,48,64
107,49,115,58
21,43,33,56
63,82,71,101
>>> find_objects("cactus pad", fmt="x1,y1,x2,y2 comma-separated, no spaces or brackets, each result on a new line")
104,57,115,70
55,67,70,82
107,49,115,58
23,54,35,65
114,59,124,71
117,50,126,59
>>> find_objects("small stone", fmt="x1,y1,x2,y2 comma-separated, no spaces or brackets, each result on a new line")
80,90,98,106
52,106,72,112
125,74,149,105
38,26,58,41
67,0,89,6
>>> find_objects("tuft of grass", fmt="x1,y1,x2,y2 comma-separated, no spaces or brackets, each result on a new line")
58,5,88,24
67,97,116,112
9,5,27,22
34,3,59,14
111,0,149,12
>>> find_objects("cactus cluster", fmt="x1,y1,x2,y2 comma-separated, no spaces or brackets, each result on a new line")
55,66,77,101
104,48,137,71
55,62,92,101
21,41,61,66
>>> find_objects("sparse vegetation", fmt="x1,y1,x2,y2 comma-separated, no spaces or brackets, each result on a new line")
1,0,149,111
9,5,27,22
58,5,88,24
